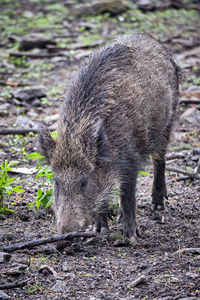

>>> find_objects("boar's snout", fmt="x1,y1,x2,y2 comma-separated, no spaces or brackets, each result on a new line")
57,214,89,234
56,214,90,251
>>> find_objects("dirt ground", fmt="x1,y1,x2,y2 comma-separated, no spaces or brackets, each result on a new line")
0,0,200,299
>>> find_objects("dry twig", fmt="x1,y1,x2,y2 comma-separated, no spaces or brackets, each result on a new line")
0,128,39,135
9,51,67,58
0,127,56,135
166,166,200,180
3,232,96,253
179,98,200,105
174,248,200,255
0,279,31,290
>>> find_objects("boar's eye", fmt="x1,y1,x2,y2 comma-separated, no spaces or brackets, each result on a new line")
54,178,59,189
80,177,88,191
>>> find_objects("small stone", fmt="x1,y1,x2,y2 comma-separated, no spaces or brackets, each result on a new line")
72,0,129,17
13,86,46,102
43,114,59,125
180,107,200,128
161,216,165,223
31,99,42,107
6,264,27,276
51,56,68,63
128,275,146,288
0,252,11,263
62,262,69,272
170,276,179,283
51,280,67,292
15,116,39,129
26,111,38,118
137,0,154,11
0,290,9,300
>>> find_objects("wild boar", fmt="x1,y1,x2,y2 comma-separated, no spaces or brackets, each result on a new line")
39,33,180,239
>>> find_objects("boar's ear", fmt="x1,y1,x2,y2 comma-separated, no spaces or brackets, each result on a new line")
92,119,111,164
38,126,56,161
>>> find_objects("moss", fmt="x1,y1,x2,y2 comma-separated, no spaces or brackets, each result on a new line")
45,3,68,13
123,8,199,39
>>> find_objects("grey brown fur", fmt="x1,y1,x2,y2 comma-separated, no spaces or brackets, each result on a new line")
39,33,180,238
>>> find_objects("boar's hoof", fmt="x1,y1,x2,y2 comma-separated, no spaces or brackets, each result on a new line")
93,221,109,234
123,223,141,240
152,203,165,211
93,224,109,234
56,240,71,252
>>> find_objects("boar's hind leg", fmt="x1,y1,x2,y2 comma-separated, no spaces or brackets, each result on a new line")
152,152,167,210
120,159,139,239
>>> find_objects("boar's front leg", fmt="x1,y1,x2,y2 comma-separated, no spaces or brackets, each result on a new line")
120,158,139,239
94,201,110,234
152,152,167,210
94,213,109,234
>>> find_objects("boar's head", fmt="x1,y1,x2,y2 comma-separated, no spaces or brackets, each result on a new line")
38,119,113,234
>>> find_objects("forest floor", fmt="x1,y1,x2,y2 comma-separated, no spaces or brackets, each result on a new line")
0,0,200,299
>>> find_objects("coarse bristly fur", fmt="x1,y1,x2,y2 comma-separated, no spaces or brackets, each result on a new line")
39,33,180,239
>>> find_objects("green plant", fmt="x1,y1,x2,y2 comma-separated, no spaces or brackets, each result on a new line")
138,170,149,176
48,86,62,97
27,280,44,294
25,152,53,209
9,134,28,155
0,160,25,214
0,86,12,100
45,3,68,13
9,56,30,68
117,250,127,257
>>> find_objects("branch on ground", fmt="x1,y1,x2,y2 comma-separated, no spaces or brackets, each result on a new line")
0,279,31,290
0,127,55,135
179,98,200,105
166,166,200,180
174,248,200,255
9,51,67,58
3,232,96,253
